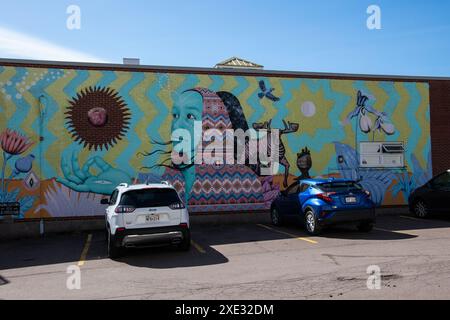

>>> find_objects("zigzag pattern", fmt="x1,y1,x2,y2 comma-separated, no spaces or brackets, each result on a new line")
161,164,264,205
202,114,232,124
191,178,262,194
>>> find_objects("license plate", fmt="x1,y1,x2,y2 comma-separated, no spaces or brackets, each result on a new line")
345,197,357,204
146,214,160,222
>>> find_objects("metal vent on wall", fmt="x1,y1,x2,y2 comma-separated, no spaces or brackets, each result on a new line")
360,142,405,168
382,144,405,153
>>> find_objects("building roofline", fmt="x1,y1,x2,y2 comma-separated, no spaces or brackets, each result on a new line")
0,57,449,82
215,56,264,69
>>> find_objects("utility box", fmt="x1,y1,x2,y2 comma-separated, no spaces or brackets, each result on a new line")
360,142,405,168
123,58,140,65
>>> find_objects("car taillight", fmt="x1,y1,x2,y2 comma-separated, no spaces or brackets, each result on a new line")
114,205,135,213
317,192,335,203
179,223,189,229
169,202,185,210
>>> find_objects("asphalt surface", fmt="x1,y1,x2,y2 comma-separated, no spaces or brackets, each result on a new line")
1,214,450,300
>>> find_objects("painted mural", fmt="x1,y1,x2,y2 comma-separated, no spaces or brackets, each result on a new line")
0,65,432,219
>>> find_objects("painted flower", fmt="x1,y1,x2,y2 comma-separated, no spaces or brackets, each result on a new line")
373,112,396,135
359,112,373,133
0,129,34,155
343,91,370,125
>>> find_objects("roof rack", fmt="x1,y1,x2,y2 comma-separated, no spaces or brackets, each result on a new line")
118,183,128,188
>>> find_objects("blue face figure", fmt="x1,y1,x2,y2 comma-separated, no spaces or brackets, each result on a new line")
170,90,203,203
171,91,203,164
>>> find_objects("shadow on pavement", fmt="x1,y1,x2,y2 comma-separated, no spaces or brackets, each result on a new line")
2,214,450,270
0,225,297,270
0,232,87,271
114,223,305,268
319,225,417,240
116,245,229,269
254,216,418,241
267,213,450,241
375,213,450,232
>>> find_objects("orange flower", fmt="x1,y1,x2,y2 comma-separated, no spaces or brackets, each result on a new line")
0,129,34,155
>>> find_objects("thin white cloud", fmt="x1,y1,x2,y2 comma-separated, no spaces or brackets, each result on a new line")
0,26,108,63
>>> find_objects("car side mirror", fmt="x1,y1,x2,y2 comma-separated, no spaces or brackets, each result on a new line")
100,199,110,205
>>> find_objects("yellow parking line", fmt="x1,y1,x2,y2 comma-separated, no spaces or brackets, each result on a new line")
257,224,318,244
191,240,206,254
78,234,92,267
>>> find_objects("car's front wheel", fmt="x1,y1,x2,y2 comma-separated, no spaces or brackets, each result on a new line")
271,207,282,226
107,229,123,259
413,200,429,218
304,210,322,235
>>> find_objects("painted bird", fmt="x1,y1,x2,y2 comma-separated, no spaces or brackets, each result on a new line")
258,80,280,102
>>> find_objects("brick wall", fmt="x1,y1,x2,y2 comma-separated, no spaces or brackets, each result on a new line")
430,80,450,175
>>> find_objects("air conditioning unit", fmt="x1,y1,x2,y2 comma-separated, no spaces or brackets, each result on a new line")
360,142,405,168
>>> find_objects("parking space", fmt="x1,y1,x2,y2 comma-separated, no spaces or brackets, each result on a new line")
1,214,450,299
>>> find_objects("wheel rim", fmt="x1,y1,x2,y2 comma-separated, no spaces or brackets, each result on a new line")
306,213,315,232
272,209,279,225
415,201,427,217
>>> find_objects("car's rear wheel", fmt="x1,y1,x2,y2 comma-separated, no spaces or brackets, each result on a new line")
413,200,429,218
271,207,282,226
178,230,191,251
304,210,322,235
357,221,374,232
107,230,123,259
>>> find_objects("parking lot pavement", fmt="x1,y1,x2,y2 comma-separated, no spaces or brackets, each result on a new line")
1,214,450,300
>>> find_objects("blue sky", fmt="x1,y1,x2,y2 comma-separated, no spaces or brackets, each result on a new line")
0,0,449,76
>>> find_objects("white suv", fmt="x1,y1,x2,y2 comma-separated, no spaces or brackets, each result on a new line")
102,182,190,258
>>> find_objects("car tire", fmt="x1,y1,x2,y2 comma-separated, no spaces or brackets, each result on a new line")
357,222,374,232
413,200,429,218
304,209,322,235
178,230,191,251
107,230,123,259
271,207,283,226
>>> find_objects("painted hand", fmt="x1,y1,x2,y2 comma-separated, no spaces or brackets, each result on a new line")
57,152,132,195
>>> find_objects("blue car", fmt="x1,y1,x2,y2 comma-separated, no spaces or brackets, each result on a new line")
270,178,376,235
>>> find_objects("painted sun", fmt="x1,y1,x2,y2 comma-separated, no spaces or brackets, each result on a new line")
65,86,131,151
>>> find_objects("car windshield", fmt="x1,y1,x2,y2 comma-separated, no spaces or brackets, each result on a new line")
119,188,180,208
317,182,363,193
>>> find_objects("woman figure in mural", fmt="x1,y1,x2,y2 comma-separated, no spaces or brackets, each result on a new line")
296,147,312,181
142,88,272,209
